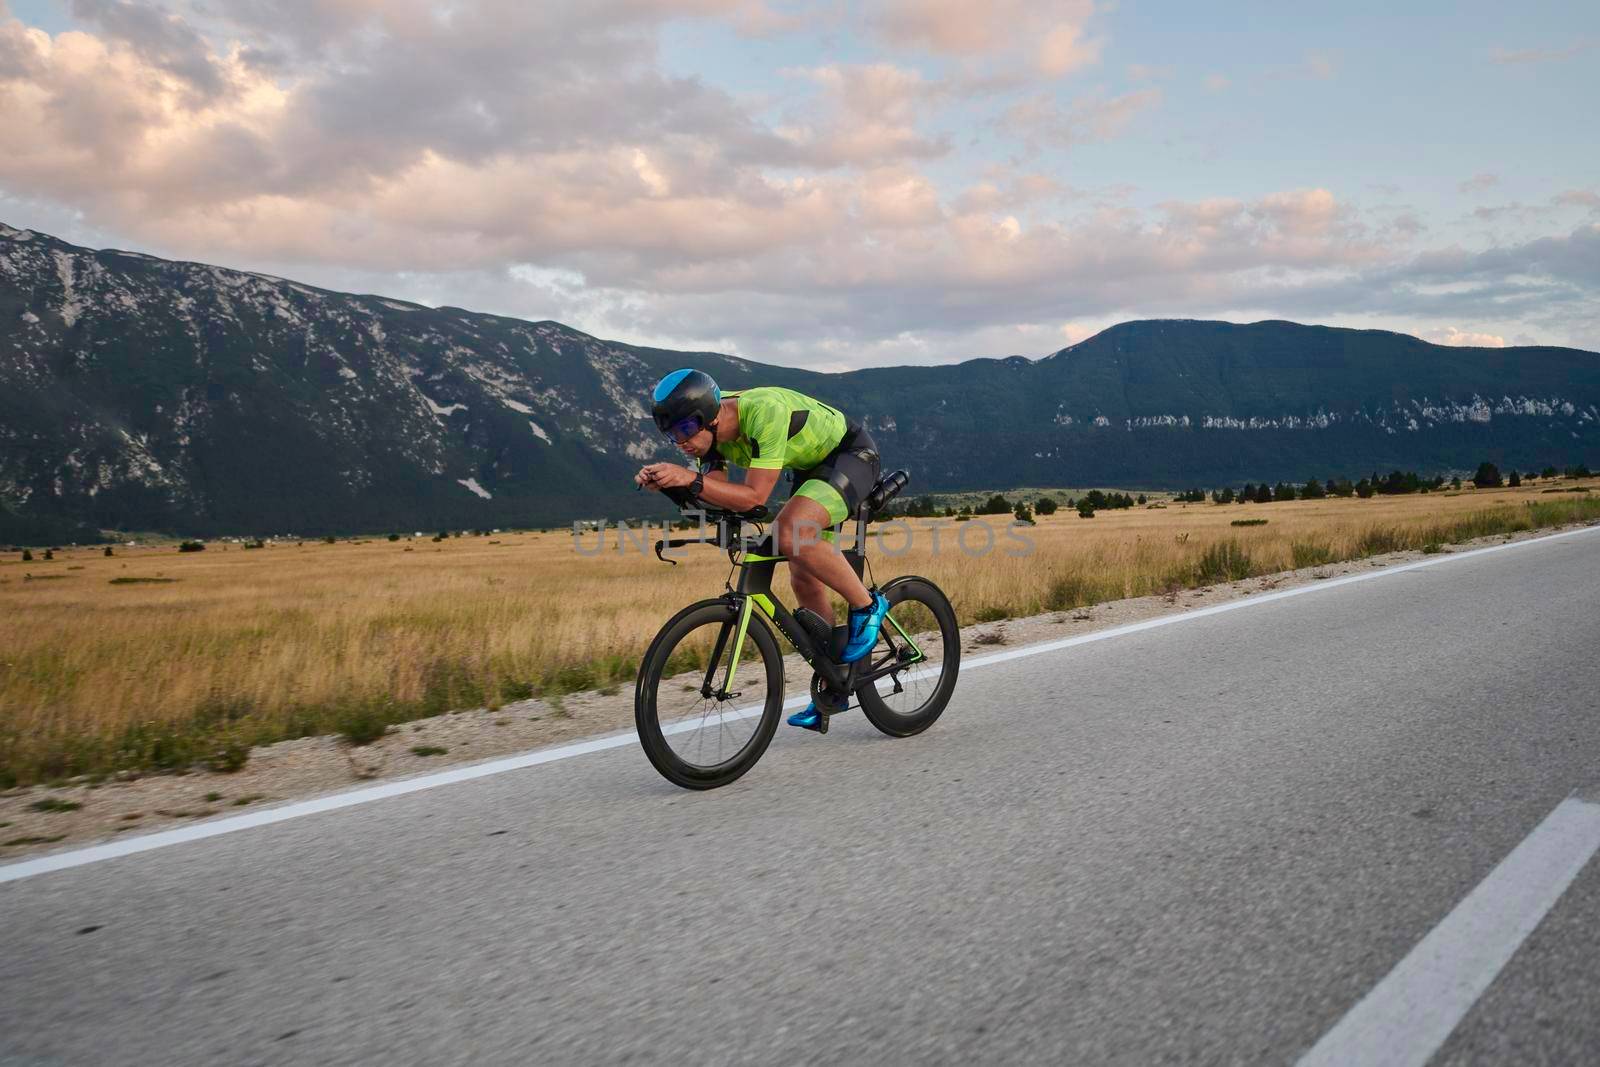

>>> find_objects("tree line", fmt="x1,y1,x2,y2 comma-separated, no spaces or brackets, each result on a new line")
879,460,1594,523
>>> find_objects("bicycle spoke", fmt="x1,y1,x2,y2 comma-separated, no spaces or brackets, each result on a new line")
656,614,769,772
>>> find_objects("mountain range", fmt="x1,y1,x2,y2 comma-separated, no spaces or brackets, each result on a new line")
2,221,1597,541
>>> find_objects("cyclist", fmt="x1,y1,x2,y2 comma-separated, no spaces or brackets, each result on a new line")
637,369,889,730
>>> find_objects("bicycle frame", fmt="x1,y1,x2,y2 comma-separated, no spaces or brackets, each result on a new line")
718,528,925,698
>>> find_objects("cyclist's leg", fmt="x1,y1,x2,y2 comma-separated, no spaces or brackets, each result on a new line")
779,421,882,604
787,549,833,619
775,493,872,610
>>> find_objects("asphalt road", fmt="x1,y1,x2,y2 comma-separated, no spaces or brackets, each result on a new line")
4,530,1600,1066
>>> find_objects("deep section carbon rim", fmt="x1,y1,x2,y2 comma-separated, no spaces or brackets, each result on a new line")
857,578,960,735
644,605,780,780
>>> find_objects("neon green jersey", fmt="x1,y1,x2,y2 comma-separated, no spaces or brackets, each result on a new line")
710,387,848,472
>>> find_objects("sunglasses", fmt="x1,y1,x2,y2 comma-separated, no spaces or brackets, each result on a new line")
663,415,704,443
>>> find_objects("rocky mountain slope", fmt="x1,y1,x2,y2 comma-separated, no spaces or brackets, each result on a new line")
2,222,1597,538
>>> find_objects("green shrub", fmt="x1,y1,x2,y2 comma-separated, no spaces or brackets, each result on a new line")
410,746,448,757
973,605,1009,623
500,679,536,702
1527,497,1600,527
1043,573,1091,611
1357,526,1408,555
29,797,82,813
20,550,31,562
1291,540,1335,568
337,706,389,746
1231,518,1268,527
978,494,1012,515
388,533,400,541
204,742,250,773
1195,539,1253,583
178,540,205,553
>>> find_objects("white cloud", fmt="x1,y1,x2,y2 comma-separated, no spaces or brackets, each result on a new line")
1427,327,1507,348
952,170,1071,214
1459,172,1499,194
1553,189,1600,211
1000,86,1161,148
869,0,1102,78
775,62,948,166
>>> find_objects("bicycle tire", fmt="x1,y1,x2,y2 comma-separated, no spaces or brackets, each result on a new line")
635,598,786,789
856,576,960,738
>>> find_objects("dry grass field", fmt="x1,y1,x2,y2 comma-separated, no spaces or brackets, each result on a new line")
2,481,1597,786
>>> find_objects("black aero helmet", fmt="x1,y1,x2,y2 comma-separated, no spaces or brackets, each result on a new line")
651,368,721,439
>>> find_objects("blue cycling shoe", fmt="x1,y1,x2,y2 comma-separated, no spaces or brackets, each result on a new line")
787,702,822,731
840,591,890,662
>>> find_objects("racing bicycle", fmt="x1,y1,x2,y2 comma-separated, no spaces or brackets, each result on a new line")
634,471,960,789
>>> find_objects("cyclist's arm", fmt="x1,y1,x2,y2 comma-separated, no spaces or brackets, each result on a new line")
696,467,781,512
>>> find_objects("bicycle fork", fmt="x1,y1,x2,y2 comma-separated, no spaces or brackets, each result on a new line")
716,596,755,700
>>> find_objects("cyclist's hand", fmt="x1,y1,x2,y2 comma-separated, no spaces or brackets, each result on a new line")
636,463,694,490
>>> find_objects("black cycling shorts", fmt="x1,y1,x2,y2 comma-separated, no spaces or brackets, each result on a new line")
790,423,881,525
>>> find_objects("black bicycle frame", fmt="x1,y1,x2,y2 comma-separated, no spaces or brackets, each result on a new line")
723,527,922,695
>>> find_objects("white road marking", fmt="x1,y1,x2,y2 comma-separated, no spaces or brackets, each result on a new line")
1296,795,1600,1067
2,522,1597,886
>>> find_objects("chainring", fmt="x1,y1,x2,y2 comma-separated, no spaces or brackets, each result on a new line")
810,672,850,714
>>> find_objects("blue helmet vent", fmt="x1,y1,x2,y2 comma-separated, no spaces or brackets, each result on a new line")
653,368,694,404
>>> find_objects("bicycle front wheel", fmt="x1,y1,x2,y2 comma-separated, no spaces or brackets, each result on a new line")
635,599,785,790
856,576,961,738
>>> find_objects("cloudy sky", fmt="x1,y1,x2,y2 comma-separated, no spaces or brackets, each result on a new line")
1,0,1596,369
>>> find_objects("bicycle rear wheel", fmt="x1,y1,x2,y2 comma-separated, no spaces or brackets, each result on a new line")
635,599,785,789
856,576,960,737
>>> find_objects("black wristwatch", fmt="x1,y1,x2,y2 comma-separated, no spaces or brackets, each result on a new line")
689,472,705,498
